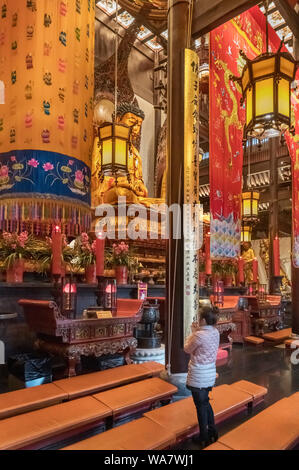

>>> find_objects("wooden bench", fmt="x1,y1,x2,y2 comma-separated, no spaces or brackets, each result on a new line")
284,338,299,349
244,336,265,346
93,377,177,423
0,383,68,420
0,361,164,420
0,396,111,450
205,392,299,450
230,380,267,406
53,361,164,399
263,328,292,344
62,381,267,450
143,381,266,443
63,417,176,451
0,377,176,450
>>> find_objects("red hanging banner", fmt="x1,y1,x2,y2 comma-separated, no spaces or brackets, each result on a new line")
209,6,283,259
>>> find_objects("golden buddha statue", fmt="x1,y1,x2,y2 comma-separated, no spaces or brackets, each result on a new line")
92,102,148,206
241,241,255,283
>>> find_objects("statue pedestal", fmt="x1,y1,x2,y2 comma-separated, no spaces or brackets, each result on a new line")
131,345,165,365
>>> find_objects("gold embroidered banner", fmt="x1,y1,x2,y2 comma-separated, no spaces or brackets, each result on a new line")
183,49,201,340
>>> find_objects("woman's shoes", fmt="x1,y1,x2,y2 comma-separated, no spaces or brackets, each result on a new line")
208,429,218,443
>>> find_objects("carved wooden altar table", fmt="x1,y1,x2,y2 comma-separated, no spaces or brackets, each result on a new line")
19,299,144,377
211,296,237,351
242,295,283,337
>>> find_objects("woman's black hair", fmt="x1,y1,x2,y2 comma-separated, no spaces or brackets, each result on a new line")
199,305,219,326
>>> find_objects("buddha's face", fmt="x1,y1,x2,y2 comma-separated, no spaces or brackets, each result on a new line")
118,112,143,138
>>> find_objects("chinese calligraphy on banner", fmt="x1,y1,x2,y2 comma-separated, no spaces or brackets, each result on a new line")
183,49,202,339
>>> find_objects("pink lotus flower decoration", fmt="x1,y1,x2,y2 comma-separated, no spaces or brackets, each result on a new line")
75,170,84,182
0,165,9,177
28,158,39,168
43,162,54,171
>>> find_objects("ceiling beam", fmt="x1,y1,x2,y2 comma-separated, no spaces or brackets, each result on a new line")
192,0,259,38
275,0,299,39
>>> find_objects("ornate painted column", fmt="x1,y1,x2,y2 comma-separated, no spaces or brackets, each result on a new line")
0,0,94,235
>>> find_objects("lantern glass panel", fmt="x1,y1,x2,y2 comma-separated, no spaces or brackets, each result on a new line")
278,78,290,118
116,124,130,139
246,87,253,125
255,77,274,117
280,57,295,78
241,227,252,242
242,197,251,216
99,124,112,139
242,67,250,91
102,139,112,166
252,57,275,79
252,199,258,216
115,138,127,166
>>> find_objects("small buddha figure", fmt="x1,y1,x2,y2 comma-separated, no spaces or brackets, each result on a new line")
95,101,148,205
241,241,255,283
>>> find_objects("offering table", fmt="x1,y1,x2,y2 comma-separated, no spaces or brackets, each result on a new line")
18,299,144,377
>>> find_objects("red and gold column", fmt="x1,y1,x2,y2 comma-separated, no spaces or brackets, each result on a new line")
0,0,94,235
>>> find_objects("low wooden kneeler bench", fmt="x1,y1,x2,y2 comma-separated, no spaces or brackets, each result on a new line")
62,380,267,450
0,361,164,420
0,377,176,450
53,361,164,399
142,381,266,443
0,383,68,420
230,380,267,406
93,377,177,423
244,336,264,346
263,328,292,344
205,392,299,450
63,417,176,451
0,397,111,450
284,338,299,349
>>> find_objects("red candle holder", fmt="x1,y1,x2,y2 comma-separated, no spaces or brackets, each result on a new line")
61,274,77,318
96,277,117,316
213,280,224,306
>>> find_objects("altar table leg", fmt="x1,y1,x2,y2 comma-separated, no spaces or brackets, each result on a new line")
66,357,78,377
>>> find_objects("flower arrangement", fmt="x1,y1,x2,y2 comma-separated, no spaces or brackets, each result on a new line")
111,242,131,267
0,231,31,267
30,235,73,273
73,232,97,268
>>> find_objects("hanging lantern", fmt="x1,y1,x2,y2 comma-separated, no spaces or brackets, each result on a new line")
241,224,252,242
231,0,297,141
242,191,260,222
98,122,130,179
238,49,297,139
234,47,297,140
